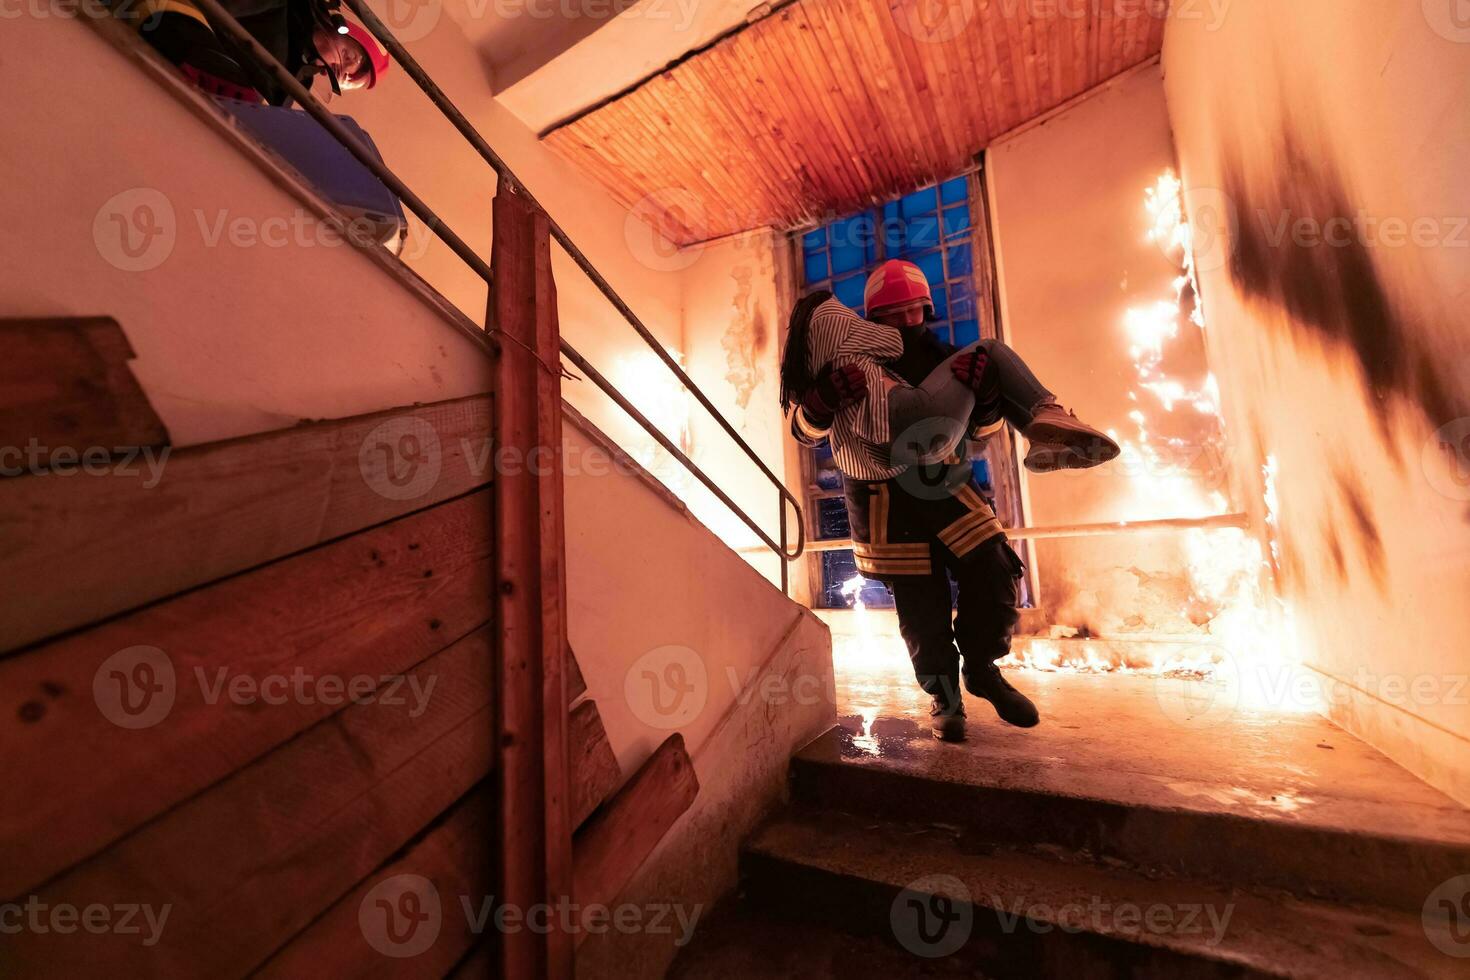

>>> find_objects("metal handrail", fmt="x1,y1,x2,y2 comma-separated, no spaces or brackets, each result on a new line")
187,0,805,591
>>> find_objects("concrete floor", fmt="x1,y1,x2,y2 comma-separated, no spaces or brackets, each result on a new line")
670,631,1470,977
829,639,1470,848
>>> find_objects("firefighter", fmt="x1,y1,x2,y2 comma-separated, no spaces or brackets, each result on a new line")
125,0,387,105
780,259,1119,741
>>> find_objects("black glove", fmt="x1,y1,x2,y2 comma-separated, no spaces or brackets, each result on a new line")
801,362,868,425
950,348,990,393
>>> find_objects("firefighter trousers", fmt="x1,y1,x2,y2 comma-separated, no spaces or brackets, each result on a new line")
890,537,1024,709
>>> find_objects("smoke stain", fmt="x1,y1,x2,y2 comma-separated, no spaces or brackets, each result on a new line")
1321,521,1347,584
1221,132,1461,459
1333,466,1388,590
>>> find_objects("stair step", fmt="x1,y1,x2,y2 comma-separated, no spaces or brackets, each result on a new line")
669,901,991,979
791,684,1470,910
739,808,1453,979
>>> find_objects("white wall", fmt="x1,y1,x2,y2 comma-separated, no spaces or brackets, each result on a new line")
988,63,1228,635
1162,1,1470,802
676,229,804,589
0,14,496,447
315,0,692,462
494,0,770,133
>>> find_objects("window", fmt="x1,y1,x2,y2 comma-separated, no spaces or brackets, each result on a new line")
801,175,982,349
796,171,1027,609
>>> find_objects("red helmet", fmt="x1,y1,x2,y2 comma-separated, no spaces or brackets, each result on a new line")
864,259,933,317
342,22,390,88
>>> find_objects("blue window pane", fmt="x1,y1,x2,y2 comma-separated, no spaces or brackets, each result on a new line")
946,243,973,278
912,249,944,286
802,227,827,252
880,205,905,253
814,452,842,492
953,317,980,347
949,278,975,320
831,243,866,276
804,251,828,284
830,214,875,261
943,204,970,239
817,497,851,540
833,272,866,311
940,176,968,205
830,214,876,274
902,214,941,252
931,285,949,321
900,186,937,217
971,458,992,491
929,321,953,347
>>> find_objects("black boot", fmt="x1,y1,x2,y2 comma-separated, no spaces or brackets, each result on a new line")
928,694,967,742
964,663,1039,728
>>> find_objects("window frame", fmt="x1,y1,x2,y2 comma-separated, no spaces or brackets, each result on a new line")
790,163,1033,610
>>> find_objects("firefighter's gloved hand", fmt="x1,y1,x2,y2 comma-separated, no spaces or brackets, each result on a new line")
950,348,990,393
801,362,868,425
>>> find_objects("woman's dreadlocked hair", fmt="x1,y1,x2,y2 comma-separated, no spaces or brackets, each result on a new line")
779,289,834,415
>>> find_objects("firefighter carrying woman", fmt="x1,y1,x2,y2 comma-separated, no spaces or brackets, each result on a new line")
781,259,1120,741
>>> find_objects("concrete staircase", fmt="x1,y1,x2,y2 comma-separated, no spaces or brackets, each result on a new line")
670,673,1470,978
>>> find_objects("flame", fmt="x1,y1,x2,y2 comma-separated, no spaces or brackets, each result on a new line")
828,172,1311,716
1001,171,1306,707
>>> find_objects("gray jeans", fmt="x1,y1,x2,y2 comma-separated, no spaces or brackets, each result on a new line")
888,340,1055,465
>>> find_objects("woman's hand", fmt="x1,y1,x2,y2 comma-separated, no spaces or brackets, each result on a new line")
950,348,989,393
801,362,868,424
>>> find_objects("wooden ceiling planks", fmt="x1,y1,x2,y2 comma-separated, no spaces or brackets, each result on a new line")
542,0,1166,245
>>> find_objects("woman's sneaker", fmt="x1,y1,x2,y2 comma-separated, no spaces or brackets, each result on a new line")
1022,404,1121,473
929,695,967,742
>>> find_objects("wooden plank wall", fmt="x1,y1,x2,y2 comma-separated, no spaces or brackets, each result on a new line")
542,0,1167,244
0,307,509,974
1,282,699,971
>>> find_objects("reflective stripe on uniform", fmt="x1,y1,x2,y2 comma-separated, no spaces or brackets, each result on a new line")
938,485,1004,557
136,0,210,26
794,407,830,442
854,553,932,576
857,483,932,575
